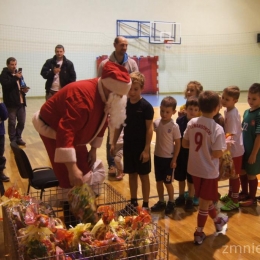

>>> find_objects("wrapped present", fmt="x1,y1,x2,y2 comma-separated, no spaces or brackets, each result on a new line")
219,134,236,181
68,183,97,224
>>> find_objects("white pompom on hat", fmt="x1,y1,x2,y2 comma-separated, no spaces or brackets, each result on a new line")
101,61,131,96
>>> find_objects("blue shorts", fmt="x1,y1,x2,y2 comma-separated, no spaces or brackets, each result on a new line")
154,155,173,183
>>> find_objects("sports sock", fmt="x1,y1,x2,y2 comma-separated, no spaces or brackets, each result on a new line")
248,178,258,200
228,179,232,197
142,202,149,208
197,209,208,228
208,204,217,219
239,174,248,195
130,198,138,206
195,227,204,233
230,178,240,203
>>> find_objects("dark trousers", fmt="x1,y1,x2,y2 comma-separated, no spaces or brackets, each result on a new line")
7,105,26,142
106,129,115,168
45,90,58,101
0,135,6,171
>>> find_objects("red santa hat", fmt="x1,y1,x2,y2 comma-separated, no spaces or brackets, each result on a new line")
101,61,131,96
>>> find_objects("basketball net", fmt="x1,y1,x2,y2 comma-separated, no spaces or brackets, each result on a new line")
164,39,174,49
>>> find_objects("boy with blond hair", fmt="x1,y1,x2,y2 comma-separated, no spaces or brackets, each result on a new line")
219,86,244,211
182,91,228,245
111,72,154,213
239,83,260,206
151,96,181,214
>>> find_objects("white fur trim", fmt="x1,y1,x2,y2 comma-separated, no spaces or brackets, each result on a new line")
101,77,131,96
54,147,76,163
89,137,103,148
32,111,56,139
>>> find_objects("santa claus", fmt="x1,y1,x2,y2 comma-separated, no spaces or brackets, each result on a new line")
32,61,131,188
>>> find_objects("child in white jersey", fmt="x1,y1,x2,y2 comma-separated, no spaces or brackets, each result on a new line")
151,96,181,215
219,86,244,211
182,91,228,245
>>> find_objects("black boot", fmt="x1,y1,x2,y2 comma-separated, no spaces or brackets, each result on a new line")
0,172,10,182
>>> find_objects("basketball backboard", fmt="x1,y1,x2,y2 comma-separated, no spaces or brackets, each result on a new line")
149,21,181,44
116,20,181,44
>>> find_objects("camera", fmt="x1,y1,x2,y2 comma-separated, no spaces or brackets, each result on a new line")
55,64,60,68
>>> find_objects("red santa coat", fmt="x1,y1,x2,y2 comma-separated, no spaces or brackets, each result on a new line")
38,78,108,188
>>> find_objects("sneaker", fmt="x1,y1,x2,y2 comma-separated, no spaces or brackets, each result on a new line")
214,213,229,232
220,200,239,211
175,196,185,207
194,231,206,245
142,207,150,213
117,203,138,216
185,198,194,211
116,172,125,180
151,201,166,212
238,192,250,201
165,201,175,215
0,172,10,182
108,166,117,176
16,139,26,146
219,194,231,203
193,196,199,206
239,199,256,207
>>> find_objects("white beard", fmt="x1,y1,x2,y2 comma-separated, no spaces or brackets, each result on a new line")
106,93,127,144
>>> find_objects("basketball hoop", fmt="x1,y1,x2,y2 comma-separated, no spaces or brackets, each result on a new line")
164,39,174,49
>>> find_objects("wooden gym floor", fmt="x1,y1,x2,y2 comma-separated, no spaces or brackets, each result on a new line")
1,93,260,260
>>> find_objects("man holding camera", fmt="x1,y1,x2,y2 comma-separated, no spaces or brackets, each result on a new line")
41,44,76,100
0,57,29,146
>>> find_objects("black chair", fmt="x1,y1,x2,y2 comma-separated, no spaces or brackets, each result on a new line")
10,141,59,199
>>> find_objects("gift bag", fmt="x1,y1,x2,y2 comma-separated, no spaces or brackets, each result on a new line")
68,183,97,225
219,134,236,181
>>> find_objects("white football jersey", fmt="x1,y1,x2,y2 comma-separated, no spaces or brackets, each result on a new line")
183,116,226,179
154,118,181,158
224,107,244,157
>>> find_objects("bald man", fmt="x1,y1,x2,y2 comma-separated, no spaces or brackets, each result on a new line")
97,36,139,177
97,36,138,76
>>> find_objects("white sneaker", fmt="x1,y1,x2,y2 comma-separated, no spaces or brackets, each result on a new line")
194,231,206,245
214,213,228,233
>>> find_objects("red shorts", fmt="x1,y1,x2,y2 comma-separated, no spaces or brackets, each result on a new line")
233,155,242,175
192,176,219,201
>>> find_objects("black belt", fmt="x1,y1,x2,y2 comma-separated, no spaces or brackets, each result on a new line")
39,115,49,126
49,90,58,95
